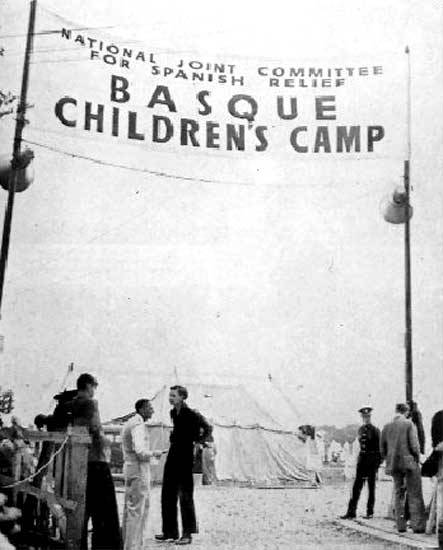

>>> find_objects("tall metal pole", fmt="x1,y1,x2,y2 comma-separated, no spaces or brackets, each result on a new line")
0,0,37,316
404,46,413,404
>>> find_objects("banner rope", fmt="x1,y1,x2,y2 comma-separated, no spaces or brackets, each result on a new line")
22,139,256,186
1,435,70,489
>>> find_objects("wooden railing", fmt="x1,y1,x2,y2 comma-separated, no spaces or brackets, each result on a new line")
438,454,443,550
424,453,443,549
0,427,90,549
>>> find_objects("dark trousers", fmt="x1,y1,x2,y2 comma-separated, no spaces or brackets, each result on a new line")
81,462,122,550
347,463,377,516
161,460,198,539
392,468,426,532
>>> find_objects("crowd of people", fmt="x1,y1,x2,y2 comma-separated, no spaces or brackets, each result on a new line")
0,375,441,549
0,416,34,548
340,402,443,535
0,373,215,549
35,374,211,549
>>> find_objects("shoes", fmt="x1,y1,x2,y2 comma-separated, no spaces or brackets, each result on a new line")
413,529,425,534
363,514,373,519
398,528,407,533
155,534,177,542
176,535,192,545
339,513,356,520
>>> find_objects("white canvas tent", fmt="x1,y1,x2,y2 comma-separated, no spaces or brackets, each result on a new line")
104,382,316,485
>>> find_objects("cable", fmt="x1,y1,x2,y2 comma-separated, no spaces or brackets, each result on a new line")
1,435,69,489
2,132,260,293
0,27,117,40
3,46,198,59
21,136,387,185
0,132,256,291
22,138,258,186
0,30,64,39
23,124,262,164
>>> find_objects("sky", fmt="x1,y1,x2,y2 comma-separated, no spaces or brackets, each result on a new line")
0,0,442,435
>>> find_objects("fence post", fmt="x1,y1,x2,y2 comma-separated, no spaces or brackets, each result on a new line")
437,454,443,550
64,427,89,550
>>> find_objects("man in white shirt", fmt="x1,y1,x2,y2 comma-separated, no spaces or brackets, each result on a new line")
121,399,165,550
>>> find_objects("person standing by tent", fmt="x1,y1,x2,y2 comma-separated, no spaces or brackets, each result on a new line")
121,399,166,550
71,373,122,550
340,407,381,519
155,385,210,545
380,403,426,533
201,426,217,485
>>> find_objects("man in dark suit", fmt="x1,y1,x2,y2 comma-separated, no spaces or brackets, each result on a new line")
431,409,443,449
403,400,426,523
340,407,381,519
71,373,122,550
408,401,425,454
380,403,426,533
155,385,210,545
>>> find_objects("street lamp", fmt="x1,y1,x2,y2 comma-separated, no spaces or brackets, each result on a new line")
0,0,37,318
382,162,413,403
0,148,35,314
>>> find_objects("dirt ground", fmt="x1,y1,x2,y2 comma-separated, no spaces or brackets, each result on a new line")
116,477,436,549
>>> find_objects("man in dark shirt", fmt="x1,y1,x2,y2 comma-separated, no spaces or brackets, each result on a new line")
71,373,122,550
403,401,426,523
340,407,381,519
155,385,210,545
431,409,443,449
408,401,425,454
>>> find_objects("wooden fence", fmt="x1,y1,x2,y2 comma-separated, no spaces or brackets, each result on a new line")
0,427,90,549
437,454,443,549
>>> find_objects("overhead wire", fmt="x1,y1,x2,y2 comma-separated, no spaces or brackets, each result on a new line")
3,186,386,315
5,129,382,298
38,2,231,41
3,168,384,300
4,44,196,55
22,125,274,164
1,3,400,300
0,26,117,40
1,2,253,62
22,138,259,187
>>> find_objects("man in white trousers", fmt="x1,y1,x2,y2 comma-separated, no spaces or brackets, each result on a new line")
121,399,165,550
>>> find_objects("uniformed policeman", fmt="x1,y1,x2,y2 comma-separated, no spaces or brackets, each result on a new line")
340,407,381,519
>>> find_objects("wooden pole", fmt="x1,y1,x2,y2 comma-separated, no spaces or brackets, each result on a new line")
437,454,443,549
0,0,37,316
65,427,89,550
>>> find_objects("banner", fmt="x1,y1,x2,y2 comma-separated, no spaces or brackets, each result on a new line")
2,7,407,161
